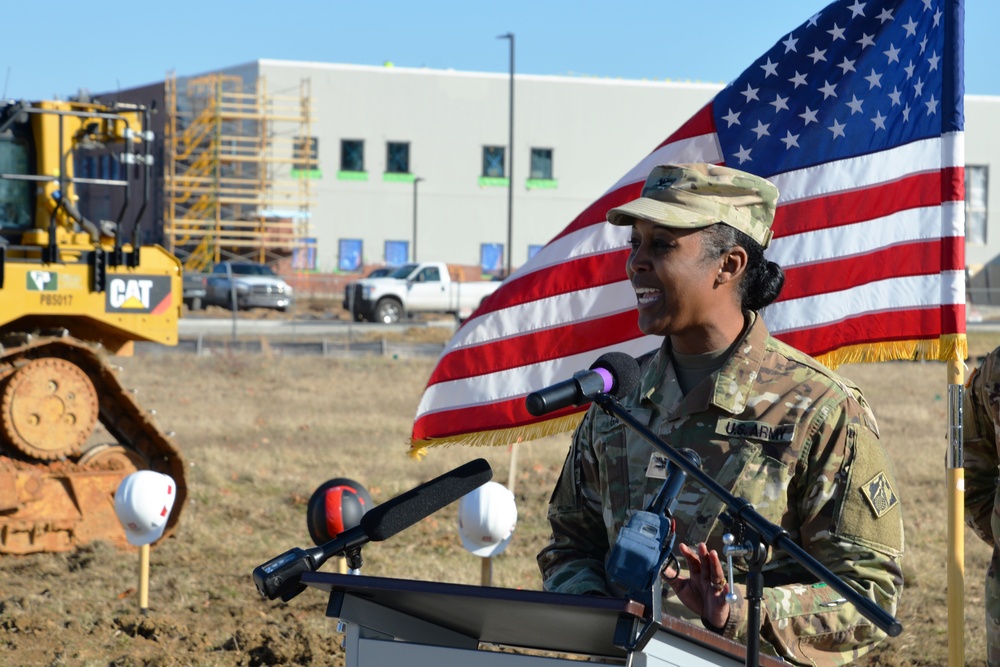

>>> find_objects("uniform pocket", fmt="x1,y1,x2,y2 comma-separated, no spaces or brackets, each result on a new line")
684,441,792,548
600,427,631,534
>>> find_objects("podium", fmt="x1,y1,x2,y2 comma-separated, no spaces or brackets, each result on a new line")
303,572,787,666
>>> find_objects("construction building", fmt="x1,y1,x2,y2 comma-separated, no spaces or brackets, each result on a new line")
163,73,315,271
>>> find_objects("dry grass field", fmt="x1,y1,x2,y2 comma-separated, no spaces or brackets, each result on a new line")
2,327,1000,666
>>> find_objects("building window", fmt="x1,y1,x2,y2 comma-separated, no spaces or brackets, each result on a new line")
341,140,364,172
386,142,410,174
966,165,988,245
293,136,320,178
338,238,363,272
482,146,506,178
385,240,409,266
481,242,503,275
530,148,553,180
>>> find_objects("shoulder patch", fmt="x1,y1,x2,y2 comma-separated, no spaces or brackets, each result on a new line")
861,471,899,518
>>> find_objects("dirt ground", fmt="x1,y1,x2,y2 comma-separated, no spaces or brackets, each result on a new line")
0,328,998,666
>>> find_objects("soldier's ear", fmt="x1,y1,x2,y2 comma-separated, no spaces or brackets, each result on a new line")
717,246,748,286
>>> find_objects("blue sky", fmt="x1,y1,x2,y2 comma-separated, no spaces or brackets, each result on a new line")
2,1,995,100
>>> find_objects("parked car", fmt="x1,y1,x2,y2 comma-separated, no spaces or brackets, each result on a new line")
365,267,395,279
182,270,208,310
343,261,500,324
204,262,294,312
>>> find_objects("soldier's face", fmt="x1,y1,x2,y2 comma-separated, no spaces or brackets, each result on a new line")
626,219,722,350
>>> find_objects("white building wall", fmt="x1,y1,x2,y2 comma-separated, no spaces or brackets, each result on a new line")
256,60,722,272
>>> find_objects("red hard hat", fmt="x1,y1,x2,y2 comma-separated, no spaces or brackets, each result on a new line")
306,478,374,546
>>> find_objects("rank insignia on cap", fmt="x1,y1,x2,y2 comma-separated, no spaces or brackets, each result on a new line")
642,175,680,195
861,472,899,518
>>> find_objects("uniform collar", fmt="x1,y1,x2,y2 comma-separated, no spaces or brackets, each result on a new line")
639,312,769,416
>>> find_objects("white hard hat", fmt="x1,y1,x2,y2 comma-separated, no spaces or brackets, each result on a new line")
457,481,517,558
114,471,177,546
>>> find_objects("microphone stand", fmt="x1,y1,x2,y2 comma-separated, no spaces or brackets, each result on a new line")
718,512,768,663
592,392,902,667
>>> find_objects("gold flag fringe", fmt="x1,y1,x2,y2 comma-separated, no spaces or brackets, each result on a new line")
409,413,585,459
815,334,967,370
409,334,968,457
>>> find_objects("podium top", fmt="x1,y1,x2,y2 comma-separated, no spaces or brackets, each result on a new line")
303,572,785,665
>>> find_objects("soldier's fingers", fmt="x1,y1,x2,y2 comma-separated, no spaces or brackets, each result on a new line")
678,542,703,574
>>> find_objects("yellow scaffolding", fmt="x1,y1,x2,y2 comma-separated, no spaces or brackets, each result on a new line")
164,72,316,271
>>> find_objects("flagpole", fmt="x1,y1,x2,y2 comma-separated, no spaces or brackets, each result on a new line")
943,2,966,663
946,357,965,667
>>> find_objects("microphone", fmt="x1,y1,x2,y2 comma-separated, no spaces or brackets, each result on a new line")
525,351,640,417
607,448,700,594
252,458,493,601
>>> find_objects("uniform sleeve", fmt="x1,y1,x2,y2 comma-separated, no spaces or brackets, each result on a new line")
537,410,613,596
723,400,904,667
963,362,1000,545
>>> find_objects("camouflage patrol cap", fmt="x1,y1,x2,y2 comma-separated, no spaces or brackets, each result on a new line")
606,163,778,248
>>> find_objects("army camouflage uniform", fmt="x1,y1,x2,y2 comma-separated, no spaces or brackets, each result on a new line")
538,313,904,666
963,348,1000,667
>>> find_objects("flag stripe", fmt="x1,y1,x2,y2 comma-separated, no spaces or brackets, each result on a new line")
475,248,629,316
773,168,963,239
768,271,965,334
780,236,965,301
767,137,961,204
417,336,662,418
771,201,962,269
414,395,582,443
777,306,967,358
430,310,642,385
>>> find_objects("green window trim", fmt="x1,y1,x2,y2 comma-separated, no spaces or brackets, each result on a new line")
478,176,510,187
291,169,323,180
383,172,416,183
526,178,558,190
337,170,369,181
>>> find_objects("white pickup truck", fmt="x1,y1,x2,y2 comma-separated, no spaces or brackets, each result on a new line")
343,262,501,324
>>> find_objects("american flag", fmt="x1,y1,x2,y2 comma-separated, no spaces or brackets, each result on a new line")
411,0,965,451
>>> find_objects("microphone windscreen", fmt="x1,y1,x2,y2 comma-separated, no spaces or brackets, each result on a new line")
589,352,641,399
360,458,493,541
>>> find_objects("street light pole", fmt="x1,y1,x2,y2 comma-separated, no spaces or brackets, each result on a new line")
498,32,514,278
412,176,424,263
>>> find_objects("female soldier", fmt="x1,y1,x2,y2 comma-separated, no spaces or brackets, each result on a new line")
538,163,903,666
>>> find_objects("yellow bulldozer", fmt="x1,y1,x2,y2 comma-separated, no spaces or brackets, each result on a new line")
0,99,186,554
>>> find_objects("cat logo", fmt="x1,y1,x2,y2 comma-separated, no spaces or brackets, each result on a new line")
106,276,173,314
27,271,57,291
110,278,154,309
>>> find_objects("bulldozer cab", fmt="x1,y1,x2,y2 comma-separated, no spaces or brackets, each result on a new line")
0,100,186,554
0,100,181,353
0,109,33,234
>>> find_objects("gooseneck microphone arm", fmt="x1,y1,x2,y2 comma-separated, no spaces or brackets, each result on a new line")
590,393,903,657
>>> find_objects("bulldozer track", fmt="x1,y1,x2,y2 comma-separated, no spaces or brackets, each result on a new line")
0,334,186,554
